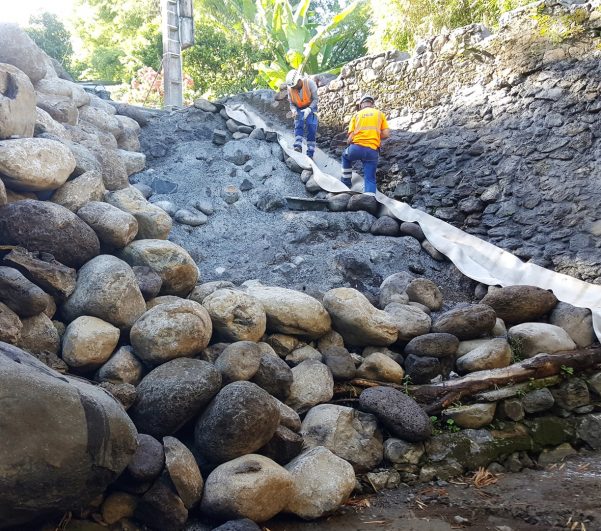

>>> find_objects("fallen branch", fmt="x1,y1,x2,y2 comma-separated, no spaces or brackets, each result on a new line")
413,347,601,414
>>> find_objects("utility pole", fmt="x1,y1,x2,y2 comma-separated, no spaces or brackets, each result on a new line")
161,0,194,109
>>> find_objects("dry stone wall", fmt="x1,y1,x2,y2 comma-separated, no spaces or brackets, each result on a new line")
317,0,601,283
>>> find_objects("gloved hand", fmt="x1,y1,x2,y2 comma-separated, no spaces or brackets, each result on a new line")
290,110,298,119
302,108,312,119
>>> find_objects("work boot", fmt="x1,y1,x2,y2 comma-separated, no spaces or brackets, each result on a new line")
293,145,302,153
307,151,314,159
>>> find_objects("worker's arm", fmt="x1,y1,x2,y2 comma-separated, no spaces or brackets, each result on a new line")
381,128,391,139
308,79,318,112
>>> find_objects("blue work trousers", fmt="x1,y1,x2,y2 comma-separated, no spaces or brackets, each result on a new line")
294,111,318,156
341,144,379,193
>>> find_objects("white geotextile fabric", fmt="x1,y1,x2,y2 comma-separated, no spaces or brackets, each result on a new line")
225,105,601,342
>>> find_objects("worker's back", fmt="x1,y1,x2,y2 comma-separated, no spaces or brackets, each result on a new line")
349,107,388,150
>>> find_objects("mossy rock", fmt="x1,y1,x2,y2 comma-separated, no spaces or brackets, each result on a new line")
524,416,575,450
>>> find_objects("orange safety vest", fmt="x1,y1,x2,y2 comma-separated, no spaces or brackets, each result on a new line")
288,79,312,109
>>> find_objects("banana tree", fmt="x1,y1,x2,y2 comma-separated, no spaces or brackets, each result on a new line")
253,0,365,88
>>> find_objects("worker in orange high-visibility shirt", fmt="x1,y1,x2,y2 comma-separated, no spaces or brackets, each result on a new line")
341,94,390,195
286,69,318,159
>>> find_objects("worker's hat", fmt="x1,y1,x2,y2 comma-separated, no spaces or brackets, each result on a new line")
285,70,301,87
359,94,375,105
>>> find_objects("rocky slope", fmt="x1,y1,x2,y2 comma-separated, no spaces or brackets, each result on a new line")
252,0,601,284
0,12,600,531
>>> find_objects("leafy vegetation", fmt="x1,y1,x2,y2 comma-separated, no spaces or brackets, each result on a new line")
367,0,533,53
27,0,572,103
25,13,74,73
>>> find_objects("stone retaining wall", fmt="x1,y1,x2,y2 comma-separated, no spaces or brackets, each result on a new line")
315,0,601,283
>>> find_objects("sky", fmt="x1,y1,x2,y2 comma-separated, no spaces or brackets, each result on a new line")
0,0,78,26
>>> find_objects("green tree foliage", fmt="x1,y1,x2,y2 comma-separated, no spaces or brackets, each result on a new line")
73,0,161,82
183,12,267,97
25,12,74,71
367,0,532,53
199,0,369,89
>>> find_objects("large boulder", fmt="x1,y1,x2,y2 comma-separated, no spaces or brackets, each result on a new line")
50,171,106,212
120,239,198,297
0,266,49,317
0,200,100,268
456,338,512,373
507,323,577,357
550,302,595,348
379,271,413,307
35,106,70,141
96,346,144,386
359,386,431,442
3,247,76,302
243,281,331,339
17,313,60,356
105,186,172,240
0,138,75,191
202,289,266,342
214,341,262,384
195,381,280,464
481,286,557,324
0,343,137,529
62,255,146,329
163,436,204,510
432,304,496,340
130,300,212,366
0,24,47,83
88,145,129,190
301,404,383,472
62,316,120,372
0,63,36,140
200,455,294,522
286,359,334,413
323,288,398,346
251,351,294,401
405,333,459,359
384,302,431,341
285,446,355,520
129,358,221,438
355,352,405,383
77,201,139,249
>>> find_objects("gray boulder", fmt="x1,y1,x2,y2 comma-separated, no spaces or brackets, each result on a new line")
0,63,36,140
404,333,459,358
359,386,431,442
286,359,334,413
62,255,146,330
163,436,204,510
481,285,557,325
130,300,213,366
195,381,280,463
550,302,595,348
432,304,496,340
202,289,266,342
301,404,383,472
0,266,49,317
214,341,262,384
251,351,293,400
284,446,355,519
200,454,293,522
129,358,221,438
0,200,100,268
0,343,137,529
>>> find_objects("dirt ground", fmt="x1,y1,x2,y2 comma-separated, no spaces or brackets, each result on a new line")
267,452,601,531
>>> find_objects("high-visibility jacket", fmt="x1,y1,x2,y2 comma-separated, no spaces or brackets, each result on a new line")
348,107,389,151
288,79,313,109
